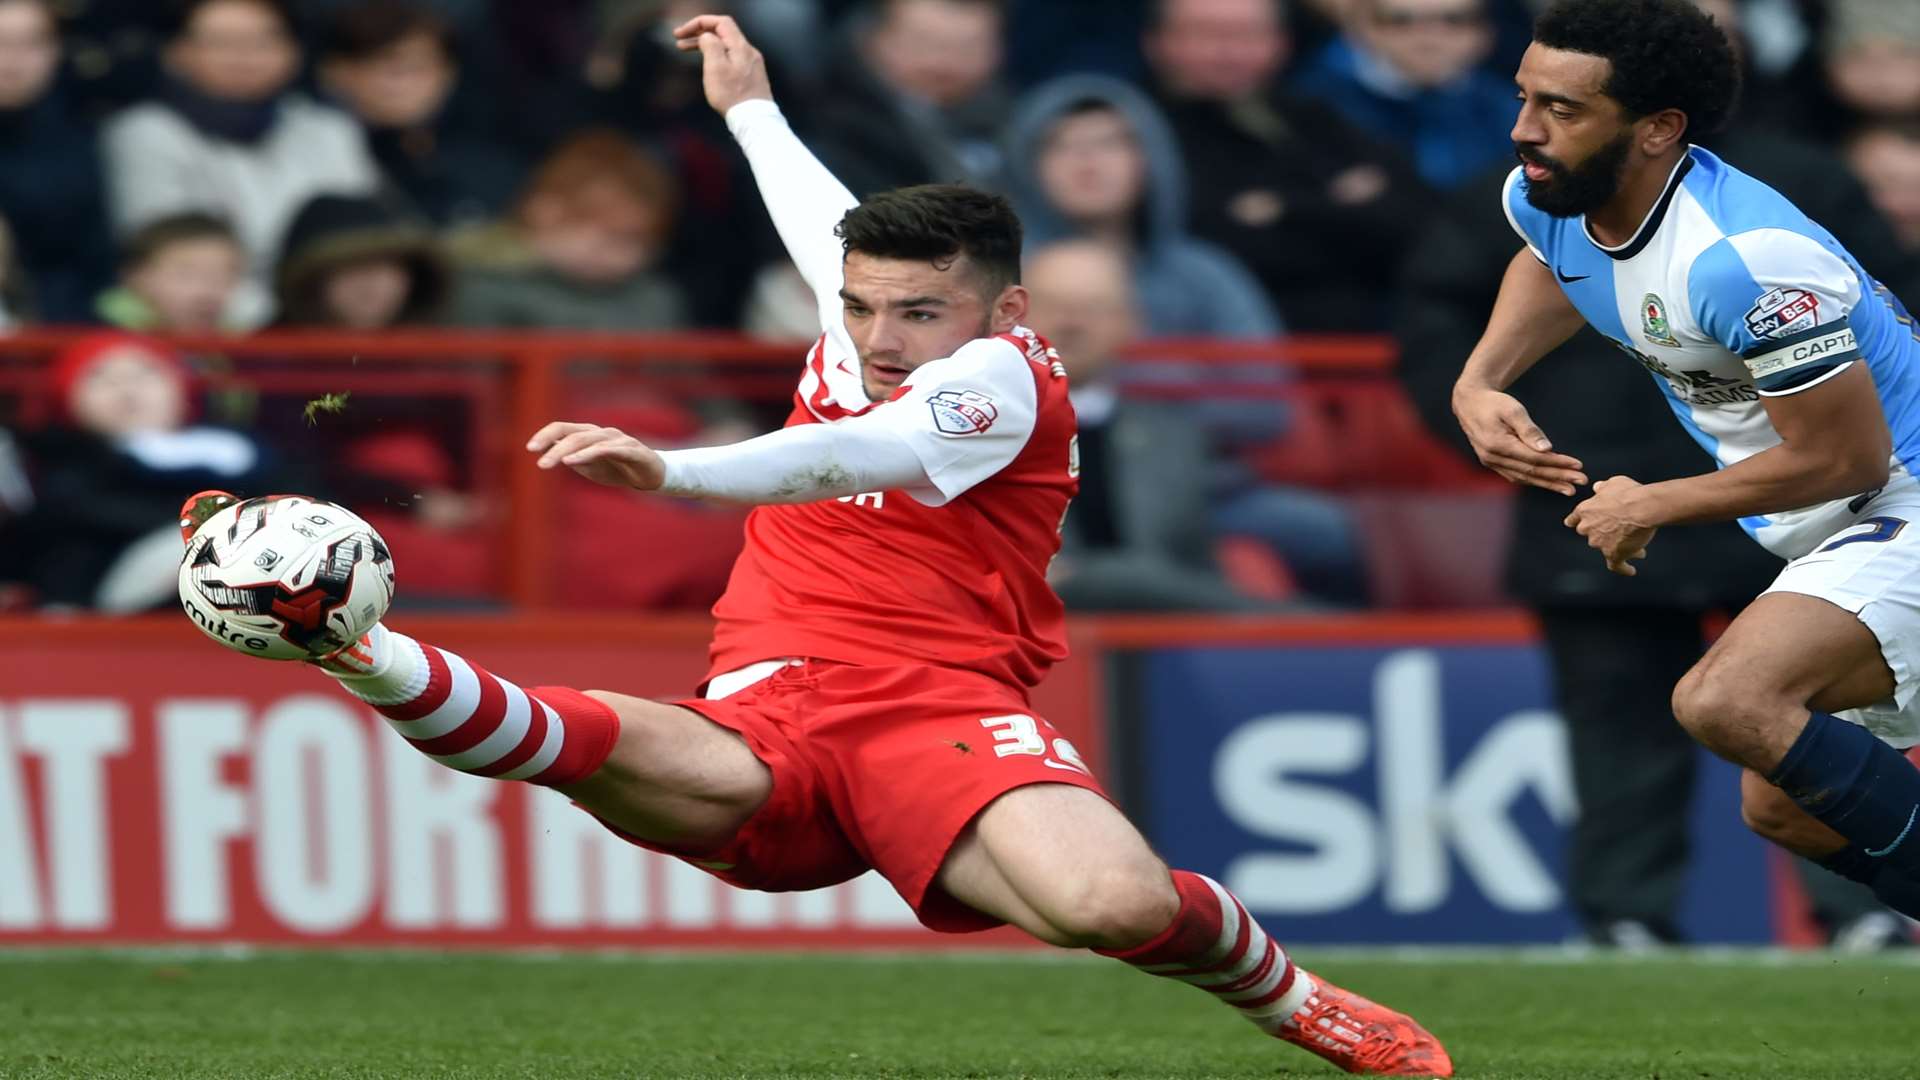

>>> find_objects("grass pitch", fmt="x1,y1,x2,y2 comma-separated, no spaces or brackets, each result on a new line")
1,949,1915,1079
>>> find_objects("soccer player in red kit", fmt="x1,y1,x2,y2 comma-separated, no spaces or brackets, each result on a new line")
179,14,1448,1075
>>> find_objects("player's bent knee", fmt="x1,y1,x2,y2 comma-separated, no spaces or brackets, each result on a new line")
1670,662,1773,754
1039,865,1180,951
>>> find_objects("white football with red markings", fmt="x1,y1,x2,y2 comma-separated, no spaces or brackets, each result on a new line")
177,495,395,660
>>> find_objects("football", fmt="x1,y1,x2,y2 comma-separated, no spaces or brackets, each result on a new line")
177,495,395,660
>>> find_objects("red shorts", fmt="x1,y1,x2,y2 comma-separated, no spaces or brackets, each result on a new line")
613,659,1108,933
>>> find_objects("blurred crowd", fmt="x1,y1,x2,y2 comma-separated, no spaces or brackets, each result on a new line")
0,0,1918,617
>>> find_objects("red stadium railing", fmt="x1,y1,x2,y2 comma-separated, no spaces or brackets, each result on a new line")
0,330,1493,608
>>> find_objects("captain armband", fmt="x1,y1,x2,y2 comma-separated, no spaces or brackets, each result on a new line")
1742,322,1859,396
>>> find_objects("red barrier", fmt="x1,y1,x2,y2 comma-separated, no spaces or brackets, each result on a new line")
0,329,1483,609
0,615,1101,947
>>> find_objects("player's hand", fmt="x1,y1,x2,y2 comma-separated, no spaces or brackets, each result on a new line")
1565,475,1658,576
672,14,772,115
527,422,666,492
1452,386,1589,496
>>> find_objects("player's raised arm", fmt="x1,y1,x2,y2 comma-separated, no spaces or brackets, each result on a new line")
1451,247,1591,495
675,14,858,326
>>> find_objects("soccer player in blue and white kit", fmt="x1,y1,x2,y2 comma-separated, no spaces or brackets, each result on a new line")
1455,0,1920,921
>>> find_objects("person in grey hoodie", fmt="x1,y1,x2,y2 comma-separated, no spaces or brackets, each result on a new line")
1004,73,1281,339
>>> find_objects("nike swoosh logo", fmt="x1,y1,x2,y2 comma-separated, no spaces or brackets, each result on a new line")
1867,805,1918,857
1557,268,1590,283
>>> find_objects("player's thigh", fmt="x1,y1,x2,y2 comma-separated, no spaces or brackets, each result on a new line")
939,783,1176,948
555,690,773,849
1673,592,1893,760
1739,768,1847,857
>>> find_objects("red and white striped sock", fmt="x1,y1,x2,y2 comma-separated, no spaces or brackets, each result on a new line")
1099,870,1314,1034
320,624,619,785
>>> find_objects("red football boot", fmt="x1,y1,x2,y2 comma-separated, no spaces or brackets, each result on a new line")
1276,975,1454,1076
177,489,239,543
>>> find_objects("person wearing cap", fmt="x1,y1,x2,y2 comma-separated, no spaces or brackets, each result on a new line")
14,332,288,610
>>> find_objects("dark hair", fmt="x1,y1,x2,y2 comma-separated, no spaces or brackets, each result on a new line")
173,0,296,39
1535,0,1740,137
322,1,453,63
835,184,1023,294
120,212,240,271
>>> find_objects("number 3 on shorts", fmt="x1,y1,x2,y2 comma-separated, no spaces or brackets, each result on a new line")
979,715,1093,776
980,714,1047,756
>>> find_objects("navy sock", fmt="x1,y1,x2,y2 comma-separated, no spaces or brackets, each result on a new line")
1770,713,1920,873
1818,845,1920,920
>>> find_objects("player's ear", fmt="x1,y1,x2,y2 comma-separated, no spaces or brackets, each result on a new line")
1638,107,1689,157
990,284,1028,334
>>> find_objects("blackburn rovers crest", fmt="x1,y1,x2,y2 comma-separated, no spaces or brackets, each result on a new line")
1642,293,1680,347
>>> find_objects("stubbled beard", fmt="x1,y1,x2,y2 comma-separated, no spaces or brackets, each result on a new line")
1518,132,1632,218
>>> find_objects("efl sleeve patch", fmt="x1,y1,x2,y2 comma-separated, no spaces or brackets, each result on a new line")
928,389,998,436
1742,320,1858,394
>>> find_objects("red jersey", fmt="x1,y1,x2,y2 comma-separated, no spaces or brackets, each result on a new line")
707,326,1078,692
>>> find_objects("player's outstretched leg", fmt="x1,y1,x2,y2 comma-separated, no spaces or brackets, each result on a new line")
179,491,771,848
940,786,1452,1077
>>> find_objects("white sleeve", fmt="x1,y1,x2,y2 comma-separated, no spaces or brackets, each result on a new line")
726,100,860,331
655,337,1039,506
858,336,1040,505
657,422,930,504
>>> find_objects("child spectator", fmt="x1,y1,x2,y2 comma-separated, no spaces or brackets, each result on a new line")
449,130,689,330
273,193,449,329
96,213,247,332
14,332,286,610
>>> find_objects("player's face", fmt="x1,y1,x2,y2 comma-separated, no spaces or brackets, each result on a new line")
840,250,1025,402
1511,44,1634,218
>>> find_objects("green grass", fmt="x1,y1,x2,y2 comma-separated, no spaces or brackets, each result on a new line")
1,949,1916,1078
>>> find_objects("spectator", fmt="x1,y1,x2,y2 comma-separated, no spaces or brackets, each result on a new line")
14,332,285,610
1291,0,1518,189
806,0,1012,196
450,130,689,330
1004,74,1281,337
588,0,779,327
1845,122,1920,254
102,0,379,325
96,213,247,333
274,194,449,329
318,1,523,229
1026,240,1274,612
1399,160,1905,949
0,0,115,322
1823,0,1920,123
1144,0,1428,331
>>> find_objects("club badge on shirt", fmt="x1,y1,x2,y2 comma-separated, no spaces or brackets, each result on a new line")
1642,293,1680,347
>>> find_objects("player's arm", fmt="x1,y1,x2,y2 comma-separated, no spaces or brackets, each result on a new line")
1615,362,1889,528
675,15,857,323
1450,247,1592,496
527,338,1039,505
